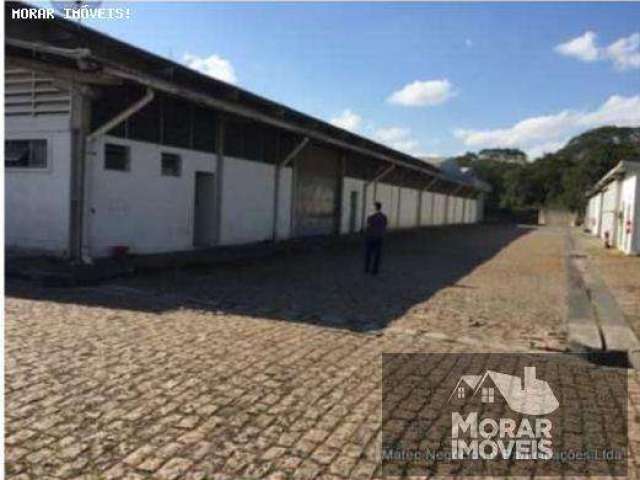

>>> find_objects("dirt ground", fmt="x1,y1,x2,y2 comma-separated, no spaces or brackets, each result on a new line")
5,224,640,479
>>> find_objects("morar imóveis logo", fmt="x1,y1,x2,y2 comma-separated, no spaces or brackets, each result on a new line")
448,366,558,460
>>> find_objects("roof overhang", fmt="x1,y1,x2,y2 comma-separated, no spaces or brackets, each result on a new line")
5,1,484,192
586,160,640,197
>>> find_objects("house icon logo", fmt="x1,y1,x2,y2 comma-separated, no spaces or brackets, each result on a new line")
448,366,559,416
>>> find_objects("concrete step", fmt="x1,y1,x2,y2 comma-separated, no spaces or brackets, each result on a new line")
566,230,640,368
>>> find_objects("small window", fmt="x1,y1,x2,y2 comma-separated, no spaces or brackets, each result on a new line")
5,139,47,168
105,143,130,171
481,387,494,403
161,152,181,177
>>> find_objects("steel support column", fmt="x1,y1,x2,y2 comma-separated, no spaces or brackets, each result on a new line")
360,165,395,231
272,137,309,241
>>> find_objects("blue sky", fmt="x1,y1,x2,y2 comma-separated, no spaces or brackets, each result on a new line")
79,2,640,160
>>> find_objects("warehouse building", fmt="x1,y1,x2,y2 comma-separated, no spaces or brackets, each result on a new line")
585,160,640,255
5,3,488,260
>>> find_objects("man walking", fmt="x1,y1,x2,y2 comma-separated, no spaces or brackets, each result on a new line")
364,202,388,275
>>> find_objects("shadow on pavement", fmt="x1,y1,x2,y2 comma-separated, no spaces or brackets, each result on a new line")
6,224,533,333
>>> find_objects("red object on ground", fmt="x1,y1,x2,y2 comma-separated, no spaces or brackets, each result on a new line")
111,245,129,257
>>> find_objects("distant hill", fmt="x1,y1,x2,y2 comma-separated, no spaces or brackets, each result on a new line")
450,126,640,213
537,126,640,210
559,126,640,160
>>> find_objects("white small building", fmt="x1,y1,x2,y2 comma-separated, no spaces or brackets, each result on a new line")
585,160,640,255
5,5,488,260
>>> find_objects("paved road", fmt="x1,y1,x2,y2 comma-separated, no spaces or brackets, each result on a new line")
5,224,639,479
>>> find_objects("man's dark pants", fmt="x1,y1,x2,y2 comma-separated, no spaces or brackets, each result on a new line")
365,237,383,274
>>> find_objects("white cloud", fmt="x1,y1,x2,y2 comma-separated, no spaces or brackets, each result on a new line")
605,33,640,71
454,94,640,159
555,31,640,71
327,111,430,157
554,31,600,62
373,126,424,156
387,79,456,107
329,109,362,132
183,53,237,84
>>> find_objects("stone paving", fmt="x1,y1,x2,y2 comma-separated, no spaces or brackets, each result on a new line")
5,224,640,479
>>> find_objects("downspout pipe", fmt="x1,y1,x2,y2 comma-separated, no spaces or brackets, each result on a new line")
79,88,155,262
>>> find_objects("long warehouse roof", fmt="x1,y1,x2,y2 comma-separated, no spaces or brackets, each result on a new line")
6,1,487,191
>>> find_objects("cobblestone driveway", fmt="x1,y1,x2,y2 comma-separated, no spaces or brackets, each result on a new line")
5,225,640,479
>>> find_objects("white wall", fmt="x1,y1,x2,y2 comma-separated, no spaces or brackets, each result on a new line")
619,174,638,254
432,193,446,225
87,136,295,255
587,194,603,236
220,157,292,246
462,198,471,224
446,195,456,225
420,192,434,226
600,183,618,243
633,175,640,255
375,182,400,228
398,188,419,228
87,136,218,256
453,197,465,224
593,193,603,236
6,115,72,255
340,177,365,234
468,199,478,223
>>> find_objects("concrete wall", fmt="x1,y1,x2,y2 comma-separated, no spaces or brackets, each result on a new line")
5,114,72,255
87,136,294,255
398,188,419,229
600,183,618,243
634,175,640,255
375,182,400,228
420,192,434,226
87,136,218,256
587,194,603,235
432,193,446,225
619,174,638,254
453,196,465,224
446,195,456,224
220,157,292,245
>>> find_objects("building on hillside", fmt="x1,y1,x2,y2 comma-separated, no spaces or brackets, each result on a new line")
585,160,640,255
477,149,527,165
5,2,489,260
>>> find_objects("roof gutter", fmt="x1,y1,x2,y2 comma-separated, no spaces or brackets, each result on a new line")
7,38,91,61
